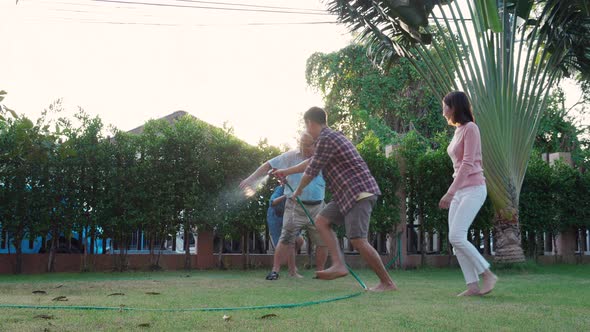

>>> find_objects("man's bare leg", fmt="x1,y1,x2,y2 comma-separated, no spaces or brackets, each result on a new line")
350,238,397,292
287,243,303,278
271,242,289,273
314,216,348,280
315,245,328,271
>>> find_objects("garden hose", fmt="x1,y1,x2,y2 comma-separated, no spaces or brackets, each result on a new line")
0,291,363,312
385,232,403,269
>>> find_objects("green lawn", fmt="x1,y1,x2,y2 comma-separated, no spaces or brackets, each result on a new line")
0,264,588,331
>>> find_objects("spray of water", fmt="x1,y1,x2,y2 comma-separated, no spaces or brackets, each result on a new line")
217,174,271,209
243,175,269,198
244,187,256,198
215,175,271,216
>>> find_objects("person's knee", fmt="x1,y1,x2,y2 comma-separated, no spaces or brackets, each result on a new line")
315,216,330,229
349,237,368,248
448,232,466,247
278,238,295,247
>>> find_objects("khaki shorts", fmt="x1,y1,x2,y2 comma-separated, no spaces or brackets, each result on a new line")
278,199,325,246
318,195,377,239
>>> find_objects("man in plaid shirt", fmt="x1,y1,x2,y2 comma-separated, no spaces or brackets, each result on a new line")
275,107,397,292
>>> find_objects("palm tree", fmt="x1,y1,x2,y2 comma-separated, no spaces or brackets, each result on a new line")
326,0,590,263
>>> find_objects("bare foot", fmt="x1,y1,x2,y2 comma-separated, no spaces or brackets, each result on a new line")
315,266,349,280
480,273,498,295
289,272,304,278
457,288,481,297
369,282,398,292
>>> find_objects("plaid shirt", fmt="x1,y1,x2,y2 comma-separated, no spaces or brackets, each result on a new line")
304,127,381,215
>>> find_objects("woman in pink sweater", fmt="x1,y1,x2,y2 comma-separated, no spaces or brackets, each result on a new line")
438,91,497,296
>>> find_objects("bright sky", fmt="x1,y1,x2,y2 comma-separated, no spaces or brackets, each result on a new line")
0,0,352,148
1,1,586,149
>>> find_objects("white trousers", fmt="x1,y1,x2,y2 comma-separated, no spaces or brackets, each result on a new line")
448,185,490,284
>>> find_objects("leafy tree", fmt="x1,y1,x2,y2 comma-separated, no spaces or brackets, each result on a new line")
416,140,453,233
1,92,288,273
134,120,176,270
552,161,590,231
535,88,590,167
43,107,81,272
520,155,590,257
98,130,141,271
213,131,268,268
0,90,17,124
74,112,104,267
162,116,223,270
0,115,48,273
306,44,449,143
519,154,557,256
393,130,427,257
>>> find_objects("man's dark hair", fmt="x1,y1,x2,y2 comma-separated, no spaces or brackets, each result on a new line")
443,91,475,125
303,107,327,125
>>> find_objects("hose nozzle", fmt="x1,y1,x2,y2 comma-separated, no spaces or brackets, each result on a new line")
268,168,287,185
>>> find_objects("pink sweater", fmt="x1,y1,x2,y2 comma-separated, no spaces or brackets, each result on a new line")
446,121,486,195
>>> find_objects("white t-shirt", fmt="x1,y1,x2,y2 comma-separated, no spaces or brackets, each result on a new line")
268,150,325,201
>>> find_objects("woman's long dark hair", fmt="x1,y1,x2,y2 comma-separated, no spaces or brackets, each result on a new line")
444,91,475,125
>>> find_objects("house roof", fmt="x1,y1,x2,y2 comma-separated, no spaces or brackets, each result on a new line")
124,111,254,148
126,110,189,135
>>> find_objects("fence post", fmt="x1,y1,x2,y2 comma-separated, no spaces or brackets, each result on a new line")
196,230,215,269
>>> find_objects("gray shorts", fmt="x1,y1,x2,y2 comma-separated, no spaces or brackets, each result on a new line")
278,199,325,246
319,195,378,239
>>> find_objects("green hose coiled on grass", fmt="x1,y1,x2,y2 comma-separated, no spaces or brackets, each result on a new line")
0,292,363,312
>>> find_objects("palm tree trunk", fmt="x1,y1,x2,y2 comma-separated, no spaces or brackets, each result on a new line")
493,208,525,263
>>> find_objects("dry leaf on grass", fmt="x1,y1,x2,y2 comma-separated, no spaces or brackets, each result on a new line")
260,313,277,319
34,314,54,320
